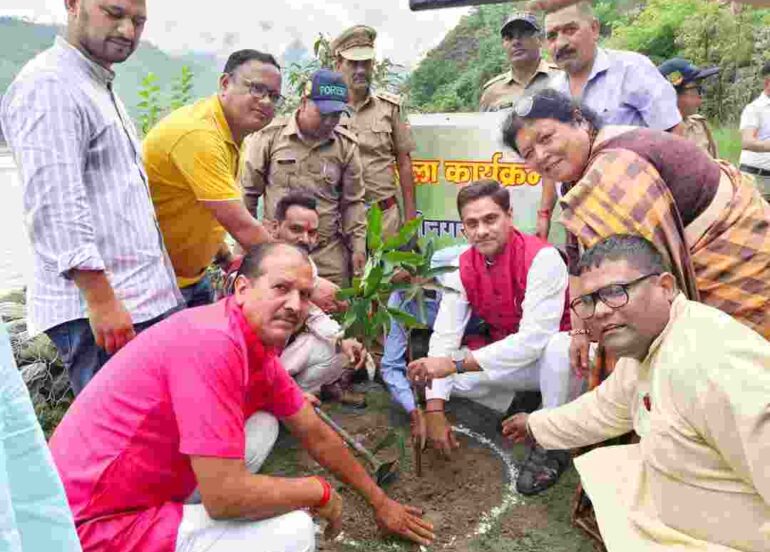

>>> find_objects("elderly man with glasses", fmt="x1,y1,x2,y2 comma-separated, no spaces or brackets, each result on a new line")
503,234,770,551
143,49,279,307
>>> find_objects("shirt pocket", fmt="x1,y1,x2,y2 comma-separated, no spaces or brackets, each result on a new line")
359,119,393,156
270,157,298,189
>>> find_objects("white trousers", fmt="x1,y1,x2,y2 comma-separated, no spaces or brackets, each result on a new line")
450,331,582,413
281,331,347,394
176,412,316,552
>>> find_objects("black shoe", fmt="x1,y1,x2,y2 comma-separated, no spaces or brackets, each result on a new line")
515,444,570,496
506,391,542,417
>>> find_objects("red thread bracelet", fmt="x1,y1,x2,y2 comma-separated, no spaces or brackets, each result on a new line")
313,476,331,508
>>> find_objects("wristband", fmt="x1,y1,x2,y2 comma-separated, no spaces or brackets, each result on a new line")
424,409,445,414
568,328,590,336
537,209,552,218
313,476,331,508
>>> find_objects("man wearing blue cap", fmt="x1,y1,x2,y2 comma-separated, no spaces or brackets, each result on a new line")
659,58,721,158
241,69,367,287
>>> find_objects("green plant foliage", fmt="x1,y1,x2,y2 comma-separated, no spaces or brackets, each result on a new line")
137,72,163,136
170,65,194,111
336,205,455,348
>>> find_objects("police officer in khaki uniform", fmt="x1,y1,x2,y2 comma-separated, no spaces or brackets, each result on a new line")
331,25,417,238
659,58,720,158
240,69,366,287
479,12,558,112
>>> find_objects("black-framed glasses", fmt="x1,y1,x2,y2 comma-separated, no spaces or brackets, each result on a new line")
237,78,285,108
570,273,660,320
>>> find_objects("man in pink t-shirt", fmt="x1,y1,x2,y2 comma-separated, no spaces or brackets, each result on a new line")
50,243,435,552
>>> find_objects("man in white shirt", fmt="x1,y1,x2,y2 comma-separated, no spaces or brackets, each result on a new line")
407,180,578,495
739,61,770,201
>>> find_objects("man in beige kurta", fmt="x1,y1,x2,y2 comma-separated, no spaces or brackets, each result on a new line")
504,234,770,551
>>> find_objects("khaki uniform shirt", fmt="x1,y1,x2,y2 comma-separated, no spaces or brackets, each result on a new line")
479,60,559,112
529,296,770,551
338,90,416,204
239,114,366,254
681,114,718,158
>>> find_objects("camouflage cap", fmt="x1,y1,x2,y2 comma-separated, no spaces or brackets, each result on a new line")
331,25,377,61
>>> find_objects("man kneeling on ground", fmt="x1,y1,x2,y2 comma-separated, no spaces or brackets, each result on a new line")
407,180,579,495
270,191,367,406
504,234,770,551
49,243,434,552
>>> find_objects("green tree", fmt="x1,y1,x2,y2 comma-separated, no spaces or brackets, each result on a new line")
606,0,701,64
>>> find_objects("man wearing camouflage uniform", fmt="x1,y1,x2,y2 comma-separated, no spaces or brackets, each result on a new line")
240,69,366,287
332,25,417,238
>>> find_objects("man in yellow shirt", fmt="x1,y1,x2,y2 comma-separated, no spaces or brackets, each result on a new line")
143,50,277,306
503,234,770,551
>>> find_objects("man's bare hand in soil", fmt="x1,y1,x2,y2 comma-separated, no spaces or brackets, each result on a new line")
425,405,459,457
373,496,436,546
410,408,427,450
501,413,534,445
313,487,344,540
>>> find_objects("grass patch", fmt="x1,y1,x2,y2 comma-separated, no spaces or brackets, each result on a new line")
712,125,742,165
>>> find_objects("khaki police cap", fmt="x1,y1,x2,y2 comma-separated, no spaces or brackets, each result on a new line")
331,25,377,61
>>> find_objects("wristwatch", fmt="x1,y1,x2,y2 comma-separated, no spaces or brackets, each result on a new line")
451,350,466,374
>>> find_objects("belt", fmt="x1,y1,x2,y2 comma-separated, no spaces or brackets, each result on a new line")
740,164,770,177
376,196,398,210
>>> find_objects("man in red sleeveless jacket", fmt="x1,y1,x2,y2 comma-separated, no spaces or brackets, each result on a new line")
408,180,578,495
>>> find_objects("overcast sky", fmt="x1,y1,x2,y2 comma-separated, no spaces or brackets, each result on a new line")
1,0,471,68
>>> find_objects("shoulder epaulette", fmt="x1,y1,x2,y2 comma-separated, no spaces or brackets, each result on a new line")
375,90,402,106
483,71,511,90
263,115,290,131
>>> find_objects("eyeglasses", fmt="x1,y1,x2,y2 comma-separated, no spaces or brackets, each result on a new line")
569,273,660,320
237,78,285,108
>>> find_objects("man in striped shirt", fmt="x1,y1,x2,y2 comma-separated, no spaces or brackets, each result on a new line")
0,0,182,395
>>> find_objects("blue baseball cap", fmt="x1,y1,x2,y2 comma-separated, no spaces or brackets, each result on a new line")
658,58,720,89
308,69,349,114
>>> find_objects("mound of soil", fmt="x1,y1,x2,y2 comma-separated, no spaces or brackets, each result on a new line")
308,407,507,550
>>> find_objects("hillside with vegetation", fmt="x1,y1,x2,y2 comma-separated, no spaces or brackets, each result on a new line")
0,17,221,123
406,0,770,124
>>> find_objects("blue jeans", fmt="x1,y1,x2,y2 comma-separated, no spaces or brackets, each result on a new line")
180,274,214,308
46,309,176,396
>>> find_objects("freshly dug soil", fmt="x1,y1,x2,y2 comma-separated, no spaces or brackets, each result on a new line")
308,407,507,550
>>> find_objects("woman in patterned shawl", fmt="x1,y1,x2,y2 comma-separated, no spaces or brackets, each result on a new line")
502,88,770,372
